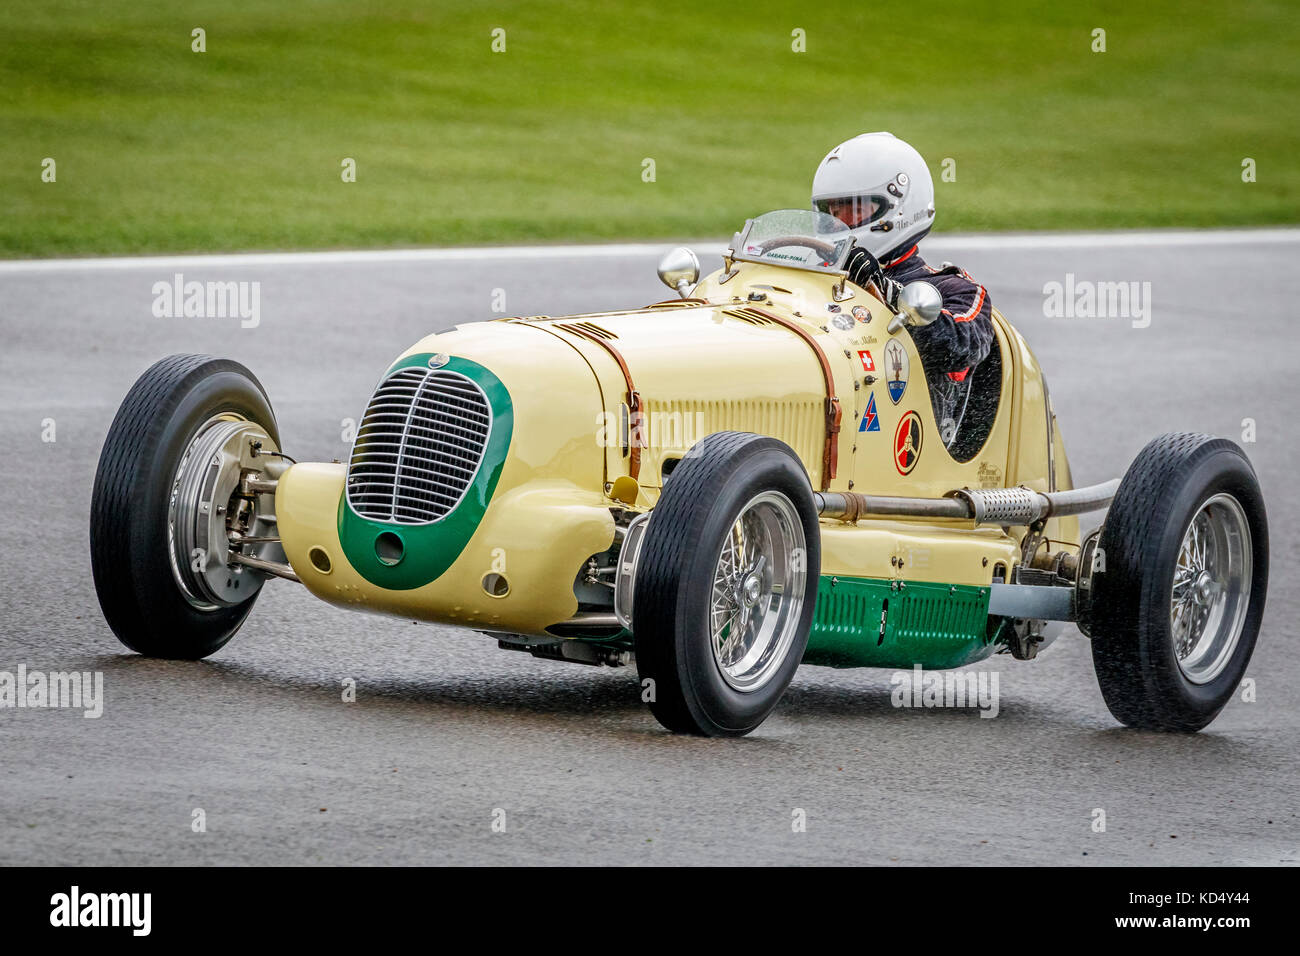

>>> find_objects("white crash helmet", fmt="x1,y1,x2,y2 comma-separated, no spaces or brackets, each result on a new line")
811,132,936,261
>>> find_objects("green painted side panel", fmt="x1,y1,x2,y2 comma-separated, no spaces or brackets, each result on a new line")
803,576,996,670
338,354,513,591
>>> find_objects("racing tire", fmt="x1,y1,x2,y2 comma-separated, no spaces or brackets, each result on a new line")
633,432,821,736
1090,432,1268,731
91,354,281,659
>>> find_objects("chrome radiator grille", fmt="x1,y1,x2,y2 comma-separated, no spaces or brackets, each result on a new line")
346,366,492,524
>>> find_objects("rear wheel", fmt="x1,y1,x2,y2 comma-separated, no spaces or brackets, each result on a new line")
1090,433,1268,731
633,432,820,736
91,354,282,659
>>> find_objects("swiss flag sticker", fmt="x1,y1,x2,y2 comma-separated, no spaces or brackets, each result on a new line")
857,350,875,372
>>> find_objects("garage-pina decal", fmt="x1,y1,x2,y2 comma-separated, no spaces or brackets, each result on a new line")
894,410,922,474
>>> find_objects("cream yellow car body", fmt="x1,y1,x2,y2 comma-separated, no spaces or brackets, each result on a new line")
274,257,1076,651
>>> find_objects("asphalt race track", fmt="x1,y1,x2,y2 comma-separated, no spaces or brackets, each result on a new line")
2,229,1297,865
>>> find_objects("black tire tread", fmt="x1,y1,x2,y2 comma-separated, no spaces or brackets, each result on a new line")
90,354,277,658
634,431,820,735
1092,431,1268,730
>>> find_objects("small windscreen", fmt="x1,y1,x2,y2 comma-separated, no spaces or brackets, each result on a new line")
730,209,855,273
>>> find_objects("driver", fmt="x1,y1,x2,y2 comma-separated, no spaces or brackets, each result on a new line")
812,132,993,388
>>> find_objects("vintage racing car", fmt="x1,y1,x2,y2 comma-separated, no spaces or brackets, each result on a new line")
90,209,1270,736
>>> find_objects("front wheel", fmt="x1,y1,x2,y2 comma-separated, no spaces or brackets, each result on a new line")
91,354,283,659
633,432,821,736
1090,432,1269,731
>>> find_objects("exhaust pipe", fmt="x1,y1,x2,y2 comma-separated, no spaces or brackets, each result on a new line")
816,478,1120,526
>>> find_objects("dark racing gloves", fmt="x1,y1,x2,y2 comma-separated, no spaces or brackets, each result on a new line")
844,246,904,311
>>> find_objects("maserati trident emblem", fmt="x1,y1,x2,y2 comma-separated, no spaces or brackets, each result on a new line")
885,339,909,404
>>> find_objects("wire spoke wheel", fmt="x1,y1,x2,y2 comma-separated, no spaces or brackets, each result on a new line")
708,491,805,692
1169,493,1252,684
632,432,819,736
1091,432,1268,732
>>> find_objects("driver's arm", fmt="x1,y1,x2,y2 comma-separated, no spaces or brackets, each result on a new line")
910,277,994,378
845,247,994,379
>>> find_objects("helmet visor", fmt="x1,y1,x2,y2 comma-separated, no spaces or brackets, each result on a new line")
814,194,891,230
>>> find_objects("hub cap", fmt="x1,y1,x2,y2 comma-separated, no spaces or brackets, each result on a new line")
1170,492,1252,684
709,491,807,692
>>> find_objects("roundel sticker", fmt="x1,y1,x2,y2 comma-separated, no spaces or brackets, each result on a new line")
894,410,922,475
